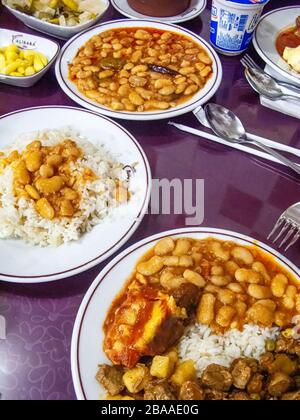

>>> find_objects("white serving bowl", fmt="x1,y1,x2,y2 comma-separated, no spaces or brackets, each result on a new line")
55,19,223,121
2,0,110,40
253,6,300,86
0,28,60,88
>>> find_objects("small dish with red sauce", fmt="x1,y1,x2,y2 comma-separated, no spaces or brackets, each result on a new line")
276,16,300,57
253,6,300,86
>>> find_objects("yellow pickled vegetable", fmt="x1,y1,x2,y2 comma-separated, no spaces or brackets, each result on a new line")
25,67,35,76
5,44,19,54
5,51,19,62
49,0,59,7
0,53,6,68
4,61,20,74
61,0,78,12
33,55,44,72
0,44,48,77
18,67,25,75
37,52,48,67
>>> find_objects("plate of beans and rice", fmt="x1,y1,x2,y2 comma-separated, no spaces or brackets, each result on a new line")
0,106,151,283
55,19,222,120
71,228,300,400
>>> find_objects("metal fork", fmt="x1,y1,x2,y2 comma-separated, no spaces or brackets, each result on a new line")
268,203,300,251
240,54,261,71
240,54,300,94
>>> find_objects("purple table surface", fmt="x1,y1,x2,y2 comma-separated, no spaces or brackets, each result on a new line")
0,0,300,401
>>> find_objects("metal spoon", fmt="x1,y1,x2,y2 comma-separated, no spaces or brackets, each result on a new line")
204,103,300,176
245,66,300,103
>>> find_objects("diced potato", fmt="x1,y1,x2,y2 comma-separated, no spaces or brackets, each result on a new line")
171,360,196,386
167,348,179,366
123,364,149,393
150,355,176,379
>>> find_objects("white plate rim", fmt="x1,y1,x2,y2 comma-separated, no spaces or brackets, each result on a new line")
0,105,152,283
110,0,207,24
253,5,300,85
55,19,223,121
71,226,300,400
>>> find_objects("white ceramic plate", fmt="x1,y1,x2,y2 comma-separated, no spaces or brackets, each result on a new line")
71,227,300,400
0,29,60,88
55,19,223,121
3,0,109,40
253,6,300,87
0,107,151,283
111,0,207,24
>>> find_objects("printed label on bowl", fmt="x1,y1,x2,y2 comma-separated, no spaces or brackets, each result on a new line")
12,34,37,50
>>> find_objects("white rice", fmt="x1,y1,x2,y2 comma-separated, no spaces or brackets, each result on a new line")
0,127,129,247
179,324,279,376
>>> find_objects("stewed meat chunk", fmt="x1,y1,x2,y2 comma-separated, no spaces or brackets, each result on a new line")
260,352,297,376
144,380,176,400
171,283,202,314
276,337,300,357
231,359,253,390
229,392,251,400
96,364,125,396
179,381,205,400
260,352,275,373
202,364,233,392
282,390,300,400
204,389,227,400
268,372,293,397
247,374,264,395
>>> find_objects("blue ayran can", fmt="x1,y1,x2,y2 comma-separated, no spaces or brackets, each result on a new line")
210,0,270,56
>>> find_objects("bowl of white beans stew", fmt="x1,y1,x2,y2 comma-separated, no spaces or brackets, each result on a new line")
56,20,223,120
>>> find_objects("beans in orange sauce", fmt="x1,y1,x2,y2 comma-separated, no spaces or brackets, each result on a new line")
69,28,213,112
105,237,300,336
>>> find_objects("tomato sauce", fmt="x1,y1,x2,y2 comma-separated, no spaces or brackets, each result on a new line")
276,27,300,57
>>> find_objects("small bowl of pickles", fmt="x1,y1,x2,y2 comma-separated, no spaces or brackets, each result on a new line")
0,29,60,87
2,0,110,40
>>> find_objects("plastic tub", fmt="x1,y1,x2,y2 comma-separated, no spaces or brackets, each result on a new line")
210,0,270,56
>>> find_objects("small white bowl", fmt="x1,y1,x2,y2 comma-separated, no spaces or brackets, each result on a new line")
3,0,110,40
0,29,60,88
56,19,223,121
